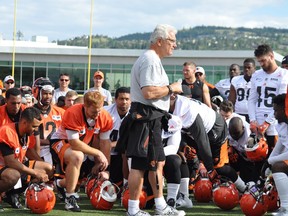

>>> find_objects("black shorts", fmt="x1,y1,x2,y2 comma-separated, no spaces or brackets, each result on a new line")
130,112,166,171
131,150,165,172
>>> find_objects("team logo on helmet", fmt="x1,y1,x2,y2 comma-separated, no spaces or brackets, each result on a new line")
213,181,239,210
25,183,56,214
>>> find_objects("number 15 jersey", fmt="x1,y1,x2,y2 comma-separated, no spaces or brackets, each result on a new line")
248,67,288,133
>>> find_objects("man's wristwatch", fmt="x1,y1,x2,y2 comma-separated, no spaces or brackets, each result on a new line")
167,85,173,95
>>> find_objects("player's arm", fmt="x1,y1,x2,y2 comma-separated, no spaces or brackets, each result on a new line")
26,148,43,161
184,114,214,172
209,87,220,98
142,81,182,99
228,84,236,105
1,144,47,181
202,83,212,108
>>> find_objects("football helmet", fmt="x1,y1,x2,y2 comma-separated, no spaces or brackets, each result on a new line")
245,136,268,161
25,183,56,214
193,177,213,203
85,175,99,198
213,181,239,210
266,187,280,212
32,77,54,104
239,185,268,216
121,187,147,210
89,180,118,210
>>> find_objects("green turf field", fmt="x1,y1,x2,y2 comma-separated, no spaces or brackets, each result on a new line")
1,191,274,216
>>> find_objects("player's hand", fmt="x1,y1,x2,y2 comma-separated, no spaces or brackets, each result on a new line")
208,169,221,188
260,160,271,179
250,120,258,134
34,171,49,182
98,171,110,182
258,122,270,136
95,151,108,172
228,146,238,164
198,163,208,178
169,82,183,94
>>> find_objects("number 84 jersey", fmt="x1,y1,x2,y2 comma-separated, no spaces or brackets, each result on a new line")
248,67,288,125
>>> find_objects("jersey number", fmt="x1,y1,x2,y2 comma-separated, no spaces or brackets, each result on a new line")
236,88,250,101
256,86,276,107
39,122,56,139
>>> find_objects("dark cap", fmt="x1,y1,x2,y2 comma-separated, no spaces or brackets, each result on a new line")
282,55,288,65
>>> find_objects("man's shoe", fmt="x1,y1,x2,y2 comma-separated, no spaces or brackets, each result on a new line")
54,179,66,201
126,210,151,216
3,192,22,209
154,205,186,216
65,195,81,212
176,193,193,208
167,198,176,208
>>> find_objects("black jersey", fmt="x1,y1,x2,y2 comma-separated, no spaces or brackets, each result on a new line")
182,79,204,102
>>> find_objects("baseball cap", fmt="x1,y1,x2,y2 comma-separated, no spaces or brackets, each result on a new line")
94,71,104,79
195,66,205,75
4,75,15,83
282,55,288,65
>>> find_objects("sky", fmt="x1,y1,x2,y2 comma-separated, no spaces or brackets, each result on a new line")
1,0,288,42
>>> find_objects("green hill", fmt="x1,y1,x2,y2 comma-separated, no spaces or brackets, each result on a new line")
55,26,288,55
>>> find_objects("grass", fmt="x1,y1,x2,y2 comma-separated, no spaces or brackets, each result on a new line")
1,190,275,216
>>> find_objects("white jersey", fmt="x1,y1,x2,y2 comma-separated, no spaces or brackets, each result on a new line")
268,122,288,165
248,67,288,135
231,75,251,115
228,120,251,155
53,88,72,103
162,115,182,156
172,95,216,132
215,78,231,100
104,103,129,155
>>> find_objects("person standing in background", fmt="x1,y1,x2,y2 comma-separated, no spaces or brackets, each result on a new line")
195,66,215,91
228,58,256,122
211,64,241,100
181,62,211,107
248,44,288,155
53,73,72,104
86,71,112,105
2,75,15,98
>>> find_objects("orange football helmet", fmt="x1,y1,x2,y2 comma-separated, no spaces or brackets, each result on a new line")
239,185,268,216
213,181,239,210
85,175,98,198
267,187,280,212
89,180,118,210
245,136,268,161
121,186,147,210
193,177,213,203
25,183,56,214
